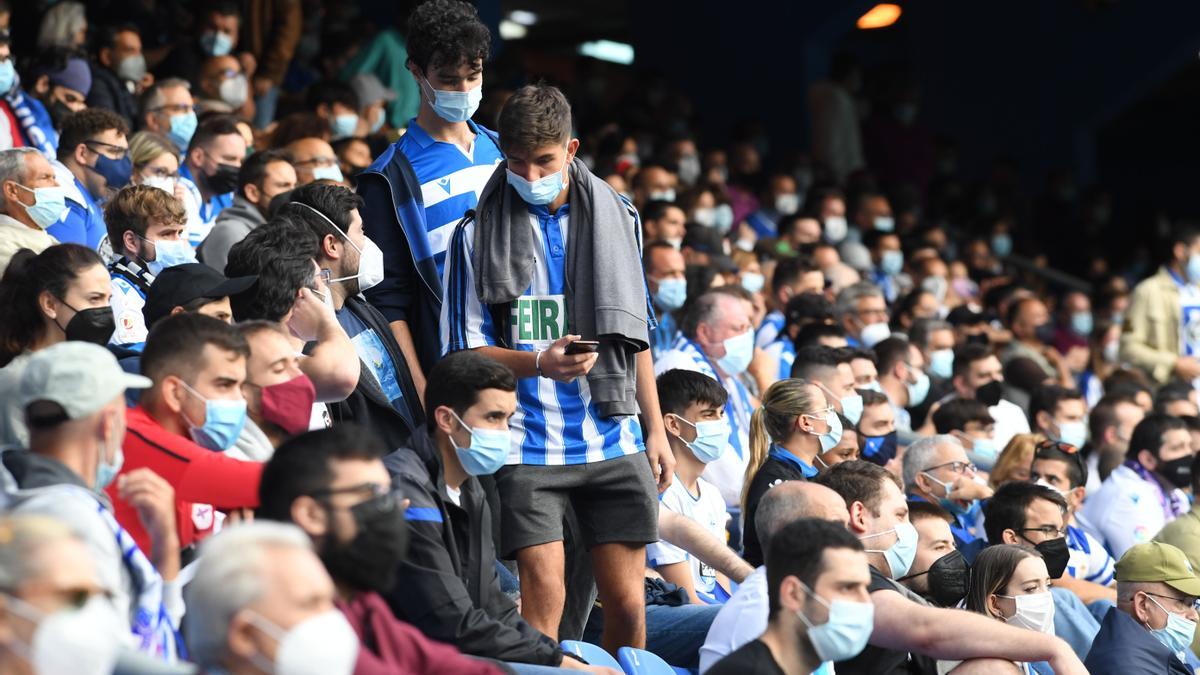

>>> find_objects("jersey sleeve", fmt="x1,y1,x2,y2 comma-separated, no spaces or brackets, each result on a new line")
441,220,497,353
1085,533,1116,585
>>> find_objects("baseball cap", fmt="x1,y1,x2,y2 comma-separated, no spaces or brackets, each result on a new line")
19,342,151,424
349,74,396,107
144,264,257,328
1115,541,1200,597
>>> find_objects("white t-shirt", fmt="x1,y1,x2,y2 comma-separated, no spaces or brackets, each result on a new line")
646,475,729,603
989,399,1031,452
699,566,768,673
1081,464,1184,559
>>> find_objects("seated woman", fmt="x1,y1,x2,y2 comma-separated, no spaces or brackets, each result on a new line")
960,544,1056,675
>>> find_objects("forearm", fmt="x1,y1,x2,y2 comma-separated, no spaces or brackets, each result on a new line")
635,349,664,435
657,562,702,605
389,320,427,403
877,597,1068,663
304,320,359,402
658,506,752,583
1053,574,1117,604
477,346,539,378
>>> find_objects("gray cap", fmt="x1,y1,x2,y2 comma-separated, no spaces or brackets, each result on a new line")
349,73,396,107
19,342,152,422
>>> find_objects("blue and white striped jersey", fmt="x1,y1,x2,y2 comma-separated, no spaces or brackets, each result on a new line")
397,120,503,277
1066,523,1115,586
441,202,648,467
762,336,795,382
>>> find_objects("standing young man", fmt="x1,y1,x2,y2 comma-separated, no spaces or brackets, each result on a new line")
442,84,673,652
359,0,503,397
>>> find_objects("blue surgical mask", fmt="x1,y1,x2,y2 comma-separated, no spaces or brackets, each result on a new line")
180,381,248,451
921,471,978,517
91,153,132,191
1187,253,1200,286
95,438,124,490
200,30,233,57
1147,594,1198,659
507,163,566,206
862,431,898,464
14,184,67,229
1053,420,1087,449
448,410,511,476
873,216,895,232
1071,311,1093,336
0,59,15,95
716,329,754,375
968,436,999,469
804,409,844,452
168,111,198,151
841,393,864,425
652,277,687,311
928,348,954,380
880,249,904,276
671,415,729,464
991,233,1013,257
331,113,359,140
906,370,930,407
369,109,386,134
796,582,875,663
861,521,918,578
312,164,345,184
142,237,197,276
740,272,765,293
713,204,735,234
422,77,483,123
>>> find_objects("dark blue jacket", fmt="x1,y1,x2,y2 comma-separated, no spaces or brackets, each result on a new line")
1084,606,1190,674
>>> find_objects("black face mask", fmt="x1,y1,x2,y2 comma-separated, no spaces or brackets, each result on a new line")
319,491,408,594
899,549,969,607
965,333,989,346
1159,455,1193,490
1034,322,1056,346
49,100,74,128
1032,536,1070,579
204,162,240,194
55,303,116,345
976,379,1004,407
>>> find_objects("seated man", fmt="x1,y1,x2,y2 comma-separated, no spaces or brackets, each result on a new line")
931,397,999,471
898,501,966,608
651,369,732,605
113,312,263,554
1030,385,1089,449
183,522,361,675
708,519,874,675
198,149,296,273
857,389,897,467
902,434,992,559
231,321,318,461
142,262,256,328
1085,542,1200,674
255,424,504,674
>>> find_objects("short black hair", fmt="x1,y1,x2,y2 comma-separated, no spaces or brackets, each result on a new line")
766,519,863,616
405,0,491,73
424,350,516,432
95,23,140,57
656,369,728,417
1033,441,1088,488
982,481,1068,544
858,389,889,408
783,293,833,331
1029,385,1085,426
813,460,902,517
794,322,845,350
952,343,992,379
257,424,388,522
277,182,364,243
908,500,953,524
57,108,130,163
932,398,993,434
1128,413,1188,462
224,216,320,321
1154,381,1196,414
238,149,291,193
642,200,680,223
1087,394,1138,445
873,336,911,374
791,344,841,381
305,79,359,113
141,312,249,384
187,113,241,155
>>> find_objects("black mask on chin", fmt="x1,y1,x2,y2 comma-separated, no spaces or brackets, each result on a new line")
318,491,409,594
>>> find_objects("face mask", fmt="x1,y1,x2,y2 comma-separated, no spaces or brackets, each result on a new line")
296,202,385,293
116,54,146,83
804,409,844,453
1159,454,1193,490
95,429,124,490
998,591,1055,634
448,409,511,476
824,215,848,244
55,303,115,345
967,436,999,468
248,610,360,675
1034,322,1056,346
862,521,918,578
795,583,875,663
664,236,682,250
899,549,969,607
142,175,176,194
841,393,864,425
1052,420,1087,449
4,594,123,675
653,277,687,311
14,183,67,229
90,153,133,190
717,329,754,375
200,30,233,57
975,379,1004,407
649,188,676,202
907,369,930,407
420,77,483,123
49,100,73,128
219,73,249,108
507,161,567,206
928,348,954,380
1102,340,1120,364
180,380,248,451
331,113,359,140
1070,311,1093,336
992,233,1013,257
712,204,735,234
693,207,717,227
1186,253,1200,285
312,164,345,184
921,471,977,517
874,216,895,232
1032,536,1070,579
319,490,408,593
881,249,904,276
862,431,898,465
0,59,14,94
257,374,317,436
168,111,198,150
369,108,386,134
775,193,800,216
671,415,730,463
205,162,240,194
922,275,948,303
1146,594,1199,657
735,238,755,253
142,237,197,276
677,154,701,185
740,272,765,294
860,321,891,348
860,380,884,394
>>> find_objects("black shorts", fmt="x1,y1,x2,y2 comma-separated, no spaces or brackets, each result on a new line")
495,452,659,557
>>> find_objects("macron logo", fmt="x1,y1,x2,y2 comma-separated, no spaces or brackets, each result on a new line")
438,177,452,195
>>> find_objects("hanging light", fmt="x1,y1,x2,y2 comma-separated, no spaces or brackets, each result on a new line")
857,4,902,29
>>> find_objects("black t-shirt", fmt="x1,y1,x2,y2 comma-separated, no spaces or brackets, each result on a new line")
742,456,810,566
707,639,787,675
835,566,937,675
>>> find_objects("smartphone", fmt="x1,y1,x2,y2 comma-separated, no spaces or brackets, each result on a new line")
565,340,600,355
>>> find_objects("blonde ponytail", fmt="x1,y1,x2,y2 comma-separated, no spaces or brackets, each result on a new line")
740,378,820,512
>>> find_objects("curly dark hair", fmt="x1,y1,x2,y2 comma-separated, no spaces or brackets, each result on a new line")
405,0,491,73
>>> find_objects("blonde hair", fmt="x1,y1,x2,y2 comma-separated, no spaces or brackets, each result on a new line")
989,433,1046,488
0,514,79,590
743,378,820,511
129,131,181,173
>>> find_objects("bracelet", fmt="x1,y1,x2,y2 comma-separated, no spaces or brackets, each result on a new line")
535,349,545,377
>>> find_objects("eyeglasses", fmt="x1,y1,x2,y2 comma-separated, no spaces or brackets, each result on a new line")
1144,591,1200,613
1019,525,1068,538
922,460,976,475
84,139,129,159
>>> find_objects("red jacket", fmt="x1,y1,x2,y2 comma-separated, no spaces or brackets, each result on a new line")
109,406,263,553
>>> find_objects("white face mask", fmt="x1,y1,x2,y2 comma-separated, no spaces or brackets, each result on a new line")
998,591,1056,635
293,202,384,293
4,593,124,675
247,609,359,675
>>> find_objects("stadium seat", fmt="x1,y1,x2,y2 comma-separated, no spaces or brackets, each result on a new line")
617,647,679,675
560,640,622,669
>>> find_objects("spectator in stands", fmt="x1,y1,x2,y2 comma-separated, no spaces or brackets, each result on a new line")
52,108,130,247
231,320,313,460
179,114,245,234
960,544,1055,673
897,501,966,607
0,148,62,271
86,24,146,129
755,255,825,349
836,281,890,347
195,54,251,118
902,435,991,557
790,344,860,424
1121,227,1200,385
644,240,687,357
931,397,999,470
199,149,295,271
33,52,90,130
948,342,1031,450
1087,393,1145,488
641,199,686,248
286,136,343,186
1155,380,1200,417
306,79,360,141
142,263,254,330
1030,384,1089,448
874,336,929,442
140,78,197,152
856,389,897,467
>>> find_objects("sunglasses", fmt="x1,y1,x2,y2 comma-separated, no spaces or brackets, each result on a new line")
1035,439,1087,477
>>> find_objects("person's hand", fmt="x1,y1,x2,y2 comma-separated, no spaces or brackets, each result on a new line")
238,51,257,78
253,76,273,98
138,71,155,93
537,335,598,382
644,427,675,494
224,508,255,526
117,469,179,579
1176,356,1200,380
1046,639,1088,675
286,287,333,342
950,475,993,502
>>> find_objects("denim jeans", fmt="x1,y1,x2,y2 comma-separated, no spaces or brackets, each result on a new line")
582,602,720,669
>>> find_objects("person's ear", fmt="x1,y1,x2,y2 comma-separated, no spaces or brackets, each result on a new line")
226,609,260,661
32,74,48,96
1138,449,1158,471
778,575,804,614
37,289,59,322
187,147,204,170
243,181,261,205
2,179,21,207
434,405,459,436
566,138,581,160
986,594,1004,621
1000,528,1021,545
663,413,683,438
322,232,340,260
122,230,140,256
1035,411,1052,434
1069,486,1086,511
73,142,90,167
290,495,328,538
1102,424,1118,447
848,500,869,535
161,375,187,415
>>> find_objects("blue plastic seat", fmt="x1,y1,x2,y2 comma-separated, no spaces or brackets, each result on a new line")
617,647,677,675
560,640,622,669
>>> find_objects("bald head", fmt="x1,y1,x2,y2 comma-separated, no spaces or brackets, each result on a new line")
755,481,850,556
